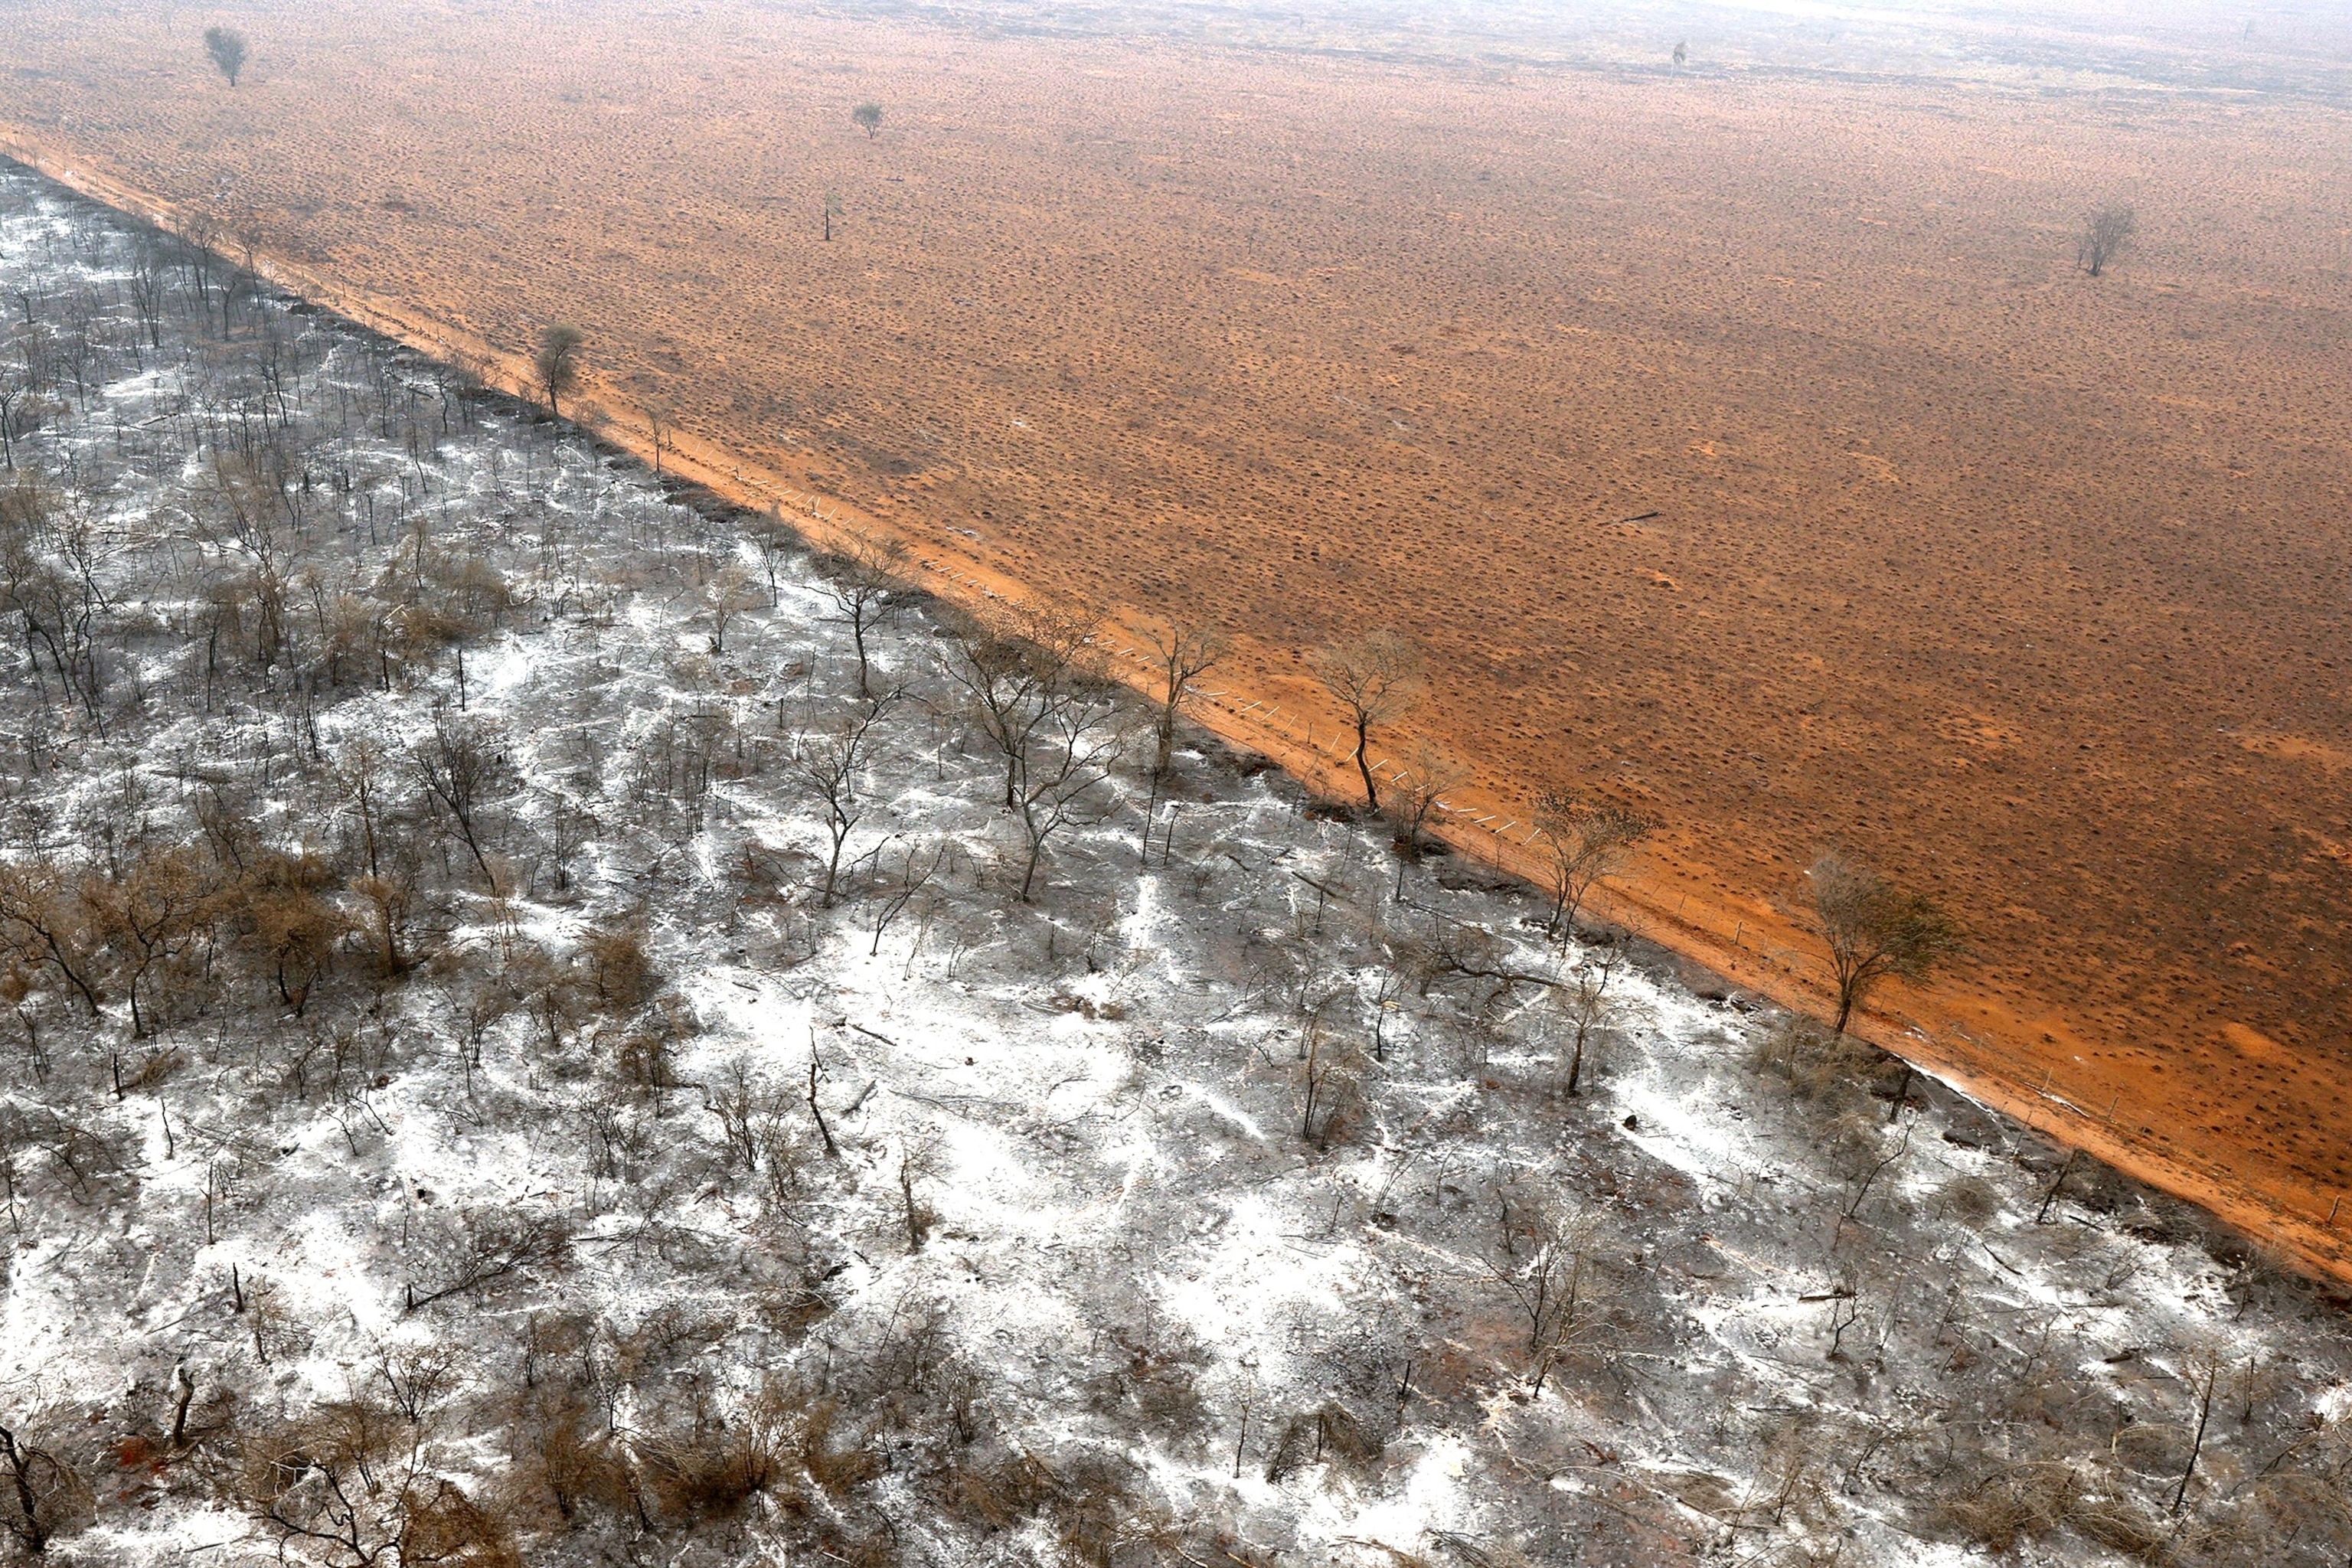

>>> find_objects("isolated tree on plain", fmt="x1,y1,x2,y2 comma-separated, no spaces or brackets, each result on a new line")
1805,851,1965,1034
533,325,584,420
2078,203,2137,278
1142,617,1225,778
823,190,844,243
204,26,248,88
853,102,884,139
1671,39,1688,66
1309,627,1424,814
1532,792,1651,939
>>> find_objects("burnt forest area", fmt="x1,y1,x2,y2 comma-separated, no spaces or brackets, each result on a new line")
0,162,2348,1568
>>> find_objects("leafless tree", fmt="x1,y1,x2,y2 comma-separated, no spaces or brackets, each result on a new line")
642,396,676,475
1386,742,1464,902
2079,203,2138,278
704,564,763,655
943,603,1097,811
533,325,584,420
1309,627,1423,813
413,717,510,893
1012,690,1134,900
1486,1193,1606,1393
747,509,799,606
0,1417,67,1554
794,691,898,906
868,841,945,956
1557,939,1625,1096
824,528,908,695
1141,618,1224,779
0,363,34,470
1531,792,1651,939
1804,851,1965,1034
204,25,248,88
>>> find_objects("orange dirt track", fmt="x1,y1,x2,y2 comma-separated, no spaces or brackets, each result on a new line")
4,1,2350,1276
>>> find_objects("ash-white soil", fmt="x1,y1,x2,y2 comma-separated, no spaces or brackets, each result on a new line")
0,160,2346,1568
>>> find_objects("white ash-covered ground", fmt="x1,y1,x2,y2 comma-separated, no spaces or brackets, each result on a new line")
0,159,2347,1568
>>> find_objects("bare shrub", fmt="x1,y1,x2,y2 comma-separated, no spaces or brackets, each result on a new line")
583,922,656,1012
1939,1173,2003,1227
0,1413,87,1554
1386,742,1465,900
639,1380,802,1524
404,1209,573,1313
1264,1403,1382,1481
1086,1320,1210,1443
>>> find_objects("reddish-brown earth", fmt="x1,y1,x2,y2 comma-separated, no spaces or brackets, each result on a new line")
4,0,2350,1273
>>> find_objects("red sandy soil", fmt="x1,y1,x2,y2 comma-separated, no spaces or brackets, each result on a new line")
4,0,2350,1275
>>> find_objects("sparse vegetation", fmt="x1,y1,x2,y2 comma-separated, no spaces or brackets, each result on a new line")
853,101,884,138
